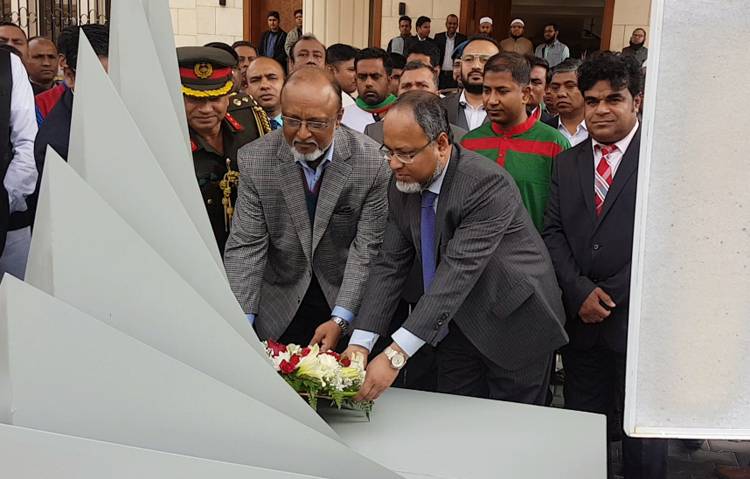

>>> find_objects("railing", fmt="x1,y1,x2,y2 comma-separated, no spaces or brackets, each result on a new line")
0,0,109,41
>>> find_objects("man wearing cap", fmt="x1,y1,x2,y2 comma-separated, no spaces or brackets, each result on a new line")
178,46,271,255
478,17,493,37
500,19,533,56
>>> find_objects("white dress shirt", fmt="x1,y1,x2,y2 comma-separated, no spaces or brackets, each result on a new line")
441,34,456,72
341,103,377,133
558,117,589,147
349,156,452,357
6,53,37,213
591,120,639,178
459,90,486,131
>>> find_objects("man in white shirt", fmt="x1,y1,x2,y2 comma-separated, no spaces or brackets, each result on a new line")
434,15,466,90
0,46,38,279
342,48,397,133
547,59,588,146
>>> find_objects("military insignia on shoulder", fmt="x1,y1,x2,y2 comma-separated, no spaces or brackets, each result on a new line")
225,112,244,132
194,63,213,79
233,98,242,106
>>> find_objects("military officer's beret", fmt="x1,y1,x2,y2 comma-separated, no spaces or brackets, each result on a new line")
177,46,237,98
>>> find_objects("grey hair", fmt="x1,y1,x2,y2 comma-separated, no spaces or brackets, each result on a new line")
552,58,583,77
393,90,453,144
290,33,326,61
401,60,439,89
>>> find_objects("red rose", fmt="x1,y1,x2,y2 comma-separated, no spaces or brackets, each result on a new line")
325,351,340,360
266,339,287,356
279,359,296,374
290,354,301,367
340,357,351,367
301,347,311,357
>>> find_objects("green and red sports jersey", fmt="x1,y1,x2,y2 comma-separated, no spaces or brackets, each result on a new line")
461,115,570,230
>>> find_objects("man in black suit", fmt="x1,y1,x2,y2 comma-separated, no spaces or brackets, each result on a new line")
345,91,568,404
258,11,287,71
542,53,667,478
434,14,466,90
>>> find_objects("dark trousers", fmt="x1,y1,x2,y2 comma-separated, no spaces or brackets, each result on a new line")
438,70,457,90
436,323,553,405
278,275,331,347
563,345,668,479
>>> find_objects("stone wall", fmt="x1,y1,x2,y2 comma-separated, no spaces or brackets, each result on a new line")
169,0,244,47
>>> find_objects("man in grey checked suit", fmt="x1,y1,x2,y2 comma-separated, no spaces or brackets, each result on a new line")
344,91,568,404
224,67,390,351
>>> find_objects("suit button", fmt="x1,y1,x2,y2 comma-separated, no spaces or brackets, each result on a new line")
593,243,600,251
207,198,213,205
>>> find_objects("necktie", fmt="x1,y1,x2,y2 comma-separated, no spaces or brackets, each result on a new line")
421,191,438,292
270,118,280,130
594,144,617,216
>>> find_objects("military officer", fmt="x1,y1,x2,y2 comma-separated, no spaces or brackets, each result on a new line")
177,46,271,254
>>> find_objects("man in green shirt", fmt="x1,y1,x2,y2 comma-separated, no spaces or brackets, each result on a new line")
462,52,569,230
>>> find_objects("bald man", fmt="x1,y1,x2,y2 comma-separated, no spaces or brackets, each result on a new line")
246,56,285,130
225,67,390,353
27,37,59,95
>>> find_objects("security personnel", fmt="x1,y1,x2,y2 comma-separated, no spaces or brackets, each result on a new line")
177,46,271,254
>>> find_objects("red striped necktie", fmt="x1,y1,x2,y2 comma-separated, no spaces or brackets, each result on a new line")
594,144,617,216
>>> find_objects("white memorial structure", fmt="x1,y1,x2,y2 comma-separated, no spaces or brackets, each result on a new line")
29,0,750,475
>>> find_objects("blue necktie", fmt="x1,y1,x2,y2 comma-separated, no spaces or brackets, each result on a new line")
270,119,280,130
421,191,438,292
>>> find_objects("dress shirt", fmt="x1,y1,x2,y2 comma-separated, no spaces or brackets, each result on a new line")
349,155,452,356
459,90,487,131
7,53,38,213
558,117,588,147
591,121,639,178
247,138,355,326
441,34,456,71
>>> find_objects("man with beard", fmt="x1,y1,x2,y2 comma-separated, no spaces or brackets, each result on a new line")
344,91,568,405
342,47,396,132
622,28,648,66
461,52,569,231
534,23,569,69
245,57,284,130
546,59,587,146
500,19,533,56
478,17,493,37
387,16,412,56
224,67,390,352
441,36,499,131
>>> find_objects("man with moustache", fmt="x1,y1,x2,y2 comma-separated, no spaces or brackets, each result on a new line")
344,91,567,404
478,17,493,37
461,52,569,231
225,67,390,351
545,59,588,146
232,41,257,92
288,34,326,72
534,23,569,69
622,28,648,66
441,36,499,132
387,16,413,56
245,57,285,130
542,53,666,478
500,19,533,56
26,37,59,95
342,47,396,132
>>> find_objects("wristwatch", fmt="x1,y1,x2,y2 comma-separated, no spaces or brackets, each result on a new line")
331,316,350,335
384,346,407,370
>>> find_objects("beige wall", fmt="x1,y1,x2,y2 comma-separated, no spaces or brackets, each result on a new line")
303,0,371,49
611,0,651,51
169,0,244,48
380,0,462,48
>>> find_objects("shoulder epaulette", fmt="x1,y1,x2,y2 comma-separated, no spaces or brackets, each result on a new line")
224,112,244,132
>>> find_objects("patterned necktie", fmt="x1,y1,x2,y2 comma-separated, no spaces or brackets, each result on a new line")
594,144,617,216
270,118,281,130
420,191,438,292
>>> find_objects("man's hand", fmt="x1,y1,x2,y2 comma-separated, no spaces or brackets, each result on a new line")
342,344,370,368
355,343,407,402
578,287,616,323
309,319,342,351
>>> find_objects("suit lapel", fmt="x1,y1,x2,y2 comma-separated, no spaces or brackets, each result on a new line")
277,147,313,262
577,139,597,224
595,129,641,230
312,130,353,253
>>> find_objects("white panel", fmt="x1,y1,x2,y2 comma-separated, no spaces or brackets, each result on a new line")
0,424,326,479
108,0,221,265
0,276,401,479
626,0,750,438
25,149,337,439
325,388,606,478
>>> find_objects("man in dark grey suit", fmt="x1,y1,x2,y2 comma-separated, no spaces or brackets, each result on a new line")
224,68,391,352
345,91,568,404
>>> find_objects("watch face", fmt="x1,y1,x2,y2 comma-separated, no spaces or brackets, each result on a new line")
391,354,406,369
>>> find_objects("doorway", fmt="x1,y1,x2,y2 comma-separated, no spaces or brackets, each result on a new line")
244,0,302,47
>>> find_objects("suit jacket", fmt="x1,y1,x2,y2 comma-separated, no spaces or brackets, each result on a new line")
224,127,391,341
259,29,288,67
542,129,641,353
434,32,467,71
364,120,467,145
440,91,490,131
353,145,568,370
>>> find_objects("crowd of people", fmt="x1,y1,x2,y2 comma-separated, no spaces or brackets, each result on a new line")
0,9,676,479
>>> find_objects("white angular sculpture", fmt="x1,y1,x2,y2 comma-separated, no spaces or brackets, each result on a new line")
626,0,750,439
26,149,336,439
0,424,327,479
107,0,218,263
0,275,400,479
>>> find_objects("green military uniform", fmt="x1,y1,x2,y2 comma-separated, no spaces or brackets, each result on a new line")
178,46,271,254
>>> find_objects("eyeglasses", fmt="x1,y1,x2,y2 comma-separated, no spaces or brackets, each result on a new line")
461,54,492,65
281,116,333,132
380,140,433,164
